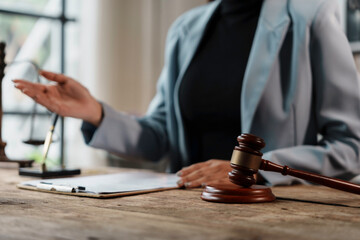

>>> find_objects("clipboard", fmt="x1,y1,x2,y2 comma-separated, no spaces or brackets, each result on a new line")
17,171,180,198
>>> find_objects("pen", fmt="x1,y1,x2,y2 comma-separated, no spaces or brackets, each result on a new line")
41,114,59,172
36,182,86,193
36,183,75,193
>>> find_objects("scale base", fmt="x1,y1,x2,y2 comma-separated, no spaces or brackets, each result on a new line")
19,167,81,178
0,159,34,168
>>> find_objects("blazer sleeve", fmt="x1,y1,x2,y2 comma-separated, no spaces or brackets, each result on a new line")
81,18,183,162
261,0,360,185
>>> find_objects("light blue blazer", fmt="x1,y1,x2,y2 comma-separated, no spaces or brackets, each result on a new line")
85,0,360,185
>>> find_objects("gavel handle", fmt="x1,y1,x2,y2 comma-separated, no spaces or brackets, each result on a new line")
260,160,360,195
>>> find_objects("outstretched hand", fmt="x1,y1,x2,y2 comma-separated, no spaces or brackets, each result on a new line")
176,159,232,188
13,70,103,126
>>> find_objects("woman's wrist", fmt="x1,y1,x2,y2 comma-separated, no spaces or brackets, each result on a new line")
85,100,104,127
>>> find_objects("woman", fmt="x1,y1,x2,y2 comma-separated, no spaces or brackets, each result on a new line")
14,0,360,187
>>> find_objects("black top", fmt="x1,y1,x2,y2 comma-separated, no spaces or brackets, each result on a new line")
179,0,263,164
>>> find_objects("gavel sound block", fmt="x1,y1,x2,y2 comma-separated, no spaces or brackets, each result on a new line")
201,133,360,203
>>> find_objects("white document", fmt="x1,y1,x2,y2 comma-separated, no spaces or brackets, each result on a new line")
21,171,180,194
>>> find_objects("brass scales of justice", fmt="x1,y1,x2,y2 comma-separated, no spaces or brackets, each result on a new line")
0,41,80,177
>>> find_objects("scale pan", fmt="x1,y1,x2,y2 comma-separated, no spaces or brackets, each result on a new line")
23,139,45,146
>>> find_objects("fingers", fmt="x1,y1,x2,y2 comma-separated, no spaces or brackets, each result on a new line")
15,82,45,101
177,168,206,188
13,80,46,95
22,88,47,106
176,159,231,189
13,80,58,113
177,161,207,177
181,176,208,188
39,70,68,84
14,80,48,94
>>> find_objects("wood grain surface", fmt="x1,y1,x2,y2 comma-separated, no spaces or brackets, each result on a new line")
0,167,359,240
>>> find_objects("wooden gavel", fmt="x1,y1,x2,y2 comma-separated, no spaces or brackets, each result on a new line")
228,133,360,195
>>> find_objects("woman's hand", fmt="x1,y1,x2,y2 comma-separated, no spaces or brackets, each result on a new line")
13,70,103,126
176,159,232,188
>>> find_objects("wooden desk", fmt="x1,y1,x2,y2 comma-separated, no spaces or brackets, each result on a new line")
0,167,359,240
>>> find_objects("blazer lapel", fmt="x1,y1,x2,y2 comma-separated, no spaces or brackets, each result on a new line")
175,1,220,85
241,0,291,133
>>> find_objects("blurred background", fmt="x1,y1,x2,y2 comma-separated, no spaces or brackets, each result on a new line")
0,0,359,171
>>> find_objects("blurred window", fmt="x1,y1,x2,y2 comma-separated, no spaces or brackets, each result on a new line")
0,0,78,164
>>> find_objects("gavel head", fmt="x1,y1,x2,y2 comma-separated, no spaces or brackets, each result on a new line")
228,133,265,188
